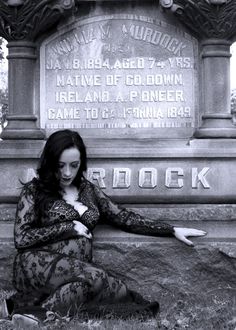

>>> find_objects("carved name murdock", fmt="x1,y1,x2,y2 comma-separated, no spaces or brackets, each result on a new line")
23,167,211,190
48,24,187,57
87,167,211,189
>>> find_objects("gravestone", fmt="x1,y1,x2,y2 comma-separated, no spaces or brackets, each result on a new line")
40,12,198,138
0,1,236,328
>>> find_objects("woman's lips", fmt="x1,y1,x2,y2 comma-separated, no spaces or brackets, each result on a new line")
61,178,72,182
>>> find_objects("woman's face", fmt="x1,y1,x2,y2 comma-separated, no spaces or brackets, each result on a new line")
58,147,81,188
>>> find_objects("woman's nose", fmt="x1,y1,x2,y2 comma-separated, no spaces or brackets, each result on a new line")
63,166,71,177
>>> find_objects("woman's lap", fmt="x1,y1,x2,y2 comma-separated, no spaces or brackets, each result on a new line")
10,251,157,319
13,250,127,306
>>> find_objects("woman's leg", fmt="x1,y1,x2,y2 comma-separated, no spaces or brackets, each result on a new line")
12,251,158,319
41,256,129,315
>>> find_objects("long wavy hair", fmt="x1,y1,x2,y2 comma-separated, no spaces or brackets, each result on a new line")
35,130,87,216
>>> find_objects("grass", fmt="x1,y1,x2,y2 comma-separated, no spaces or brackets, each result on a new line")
0,318,158,330
0,289,236,330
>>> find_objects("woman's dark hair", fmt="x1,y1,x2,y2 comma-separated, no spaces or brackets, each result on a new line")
35,130,87,215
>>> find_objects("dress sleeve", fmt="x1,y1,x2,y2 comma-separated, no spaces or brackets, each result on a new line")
14,182,78,250
92,184,175,236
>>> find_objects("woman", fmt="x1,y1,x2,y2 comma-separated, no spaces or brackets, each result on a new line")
2,130,206,326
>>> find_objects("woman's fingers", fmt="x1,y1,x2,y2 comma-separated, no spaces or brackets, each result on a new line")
187,229,207,237
175,227,207,237
83,230,92,239
179,236,194,247
173,227,207,246
174,229,194,246
180,228,207,237
73,220,92,239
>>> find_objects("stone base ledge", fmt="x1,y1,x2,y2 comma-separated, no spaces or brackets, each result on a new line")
1,222,236,243
2,203,236,222
94,223,236,243
2,138,236,158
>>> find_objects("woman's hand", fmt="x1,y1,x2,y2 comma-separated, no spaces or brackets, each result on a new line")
73,220,92,239
174,227,207,246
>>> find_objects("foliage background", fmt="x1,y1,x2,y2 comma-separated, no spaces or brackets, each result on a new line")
0,38,8,131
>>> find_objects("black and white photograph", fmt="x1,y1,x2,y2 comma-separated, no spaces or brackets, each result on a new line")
0,1,235,329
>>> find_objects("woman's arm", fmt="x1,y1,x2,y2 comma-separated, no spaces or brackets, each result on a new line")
93,184,206,245
93,184,174,236
14,182,79,250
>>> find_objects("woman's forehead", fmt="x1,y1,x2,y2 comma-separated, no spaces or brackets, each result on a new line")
59,147,80,162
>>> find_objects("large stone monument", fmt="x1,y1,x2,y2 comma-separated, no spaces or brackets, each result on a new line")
0,0,235,328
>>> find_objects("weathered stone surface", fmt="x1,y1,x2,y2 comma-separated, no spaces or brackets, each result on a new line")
93,234,236,329
0,205,16,221
3,203,236,222
0,242,14,290
131,205,236,221
2,224,236,329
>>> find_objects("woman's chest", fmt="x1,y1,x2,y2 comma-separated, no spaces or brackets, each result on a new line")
41,198,100,230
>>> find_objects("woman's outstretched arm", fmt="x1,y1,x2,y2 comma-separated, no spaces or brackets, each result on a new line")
92,184,206,246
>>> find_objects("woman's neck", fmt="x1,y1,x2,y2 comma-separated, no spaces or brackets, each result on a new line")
62,184,78,192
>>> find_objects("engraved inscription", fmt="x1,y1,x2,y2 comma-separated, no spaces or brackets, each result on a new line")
87,167,211,190
192,168,210,189
87,168,106,188
139,168,158,188
40,14,198,136
23,166,211,191
165,167,184,189
113,168,131,189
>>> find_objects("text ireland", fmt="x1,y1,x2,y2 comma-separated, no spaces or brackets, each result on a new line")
55,91,110,103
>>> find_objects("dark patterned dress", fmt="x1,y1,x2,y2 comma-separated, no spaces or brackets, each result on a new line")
11,178,174,318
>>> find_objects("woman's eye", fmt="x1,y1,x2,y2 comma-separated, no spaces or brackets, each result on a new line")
71,163,80,169
58,164,64,169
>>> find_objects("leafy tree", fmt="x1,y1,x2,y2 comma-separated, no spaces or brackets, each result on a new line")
231,88,236,125
0,38,4,60
0,37,8,133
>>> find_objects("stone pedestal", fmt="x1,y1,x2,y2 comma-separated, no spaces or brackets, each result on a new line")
0,0,75,140
1,41,44,139
160,0,236,138
195,39,236,138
